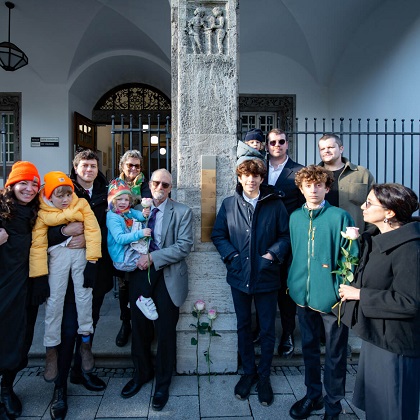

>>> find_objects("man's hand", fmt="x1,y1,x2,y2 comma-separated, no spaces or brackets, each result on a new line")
0,228,9,246
62,221,84,237
142,207,151,218
262,252,274,260
136,253,153,270
67,234,86,249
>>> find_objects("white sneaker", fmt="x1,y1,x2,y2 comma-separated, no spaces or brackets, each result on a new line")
136,296,159,320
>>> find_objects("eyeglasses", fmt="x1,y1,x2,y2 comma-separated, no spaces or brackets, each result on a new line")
126,163,140,169
365,200,386,209
269,139,286,146
151,180,171,189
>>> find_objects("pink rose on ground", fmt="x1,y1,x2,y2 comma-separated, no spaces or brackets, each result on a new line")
207,309,217,320
341,227,360,240
194,300,205,312
141,197,153,208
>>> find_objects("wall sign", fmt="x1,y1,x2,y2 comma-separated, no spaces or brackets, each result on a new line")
31,137,59,147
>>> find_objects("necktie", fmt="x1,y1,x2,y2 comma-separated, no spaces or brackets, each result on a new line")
85,189,91,198
148,207,159,251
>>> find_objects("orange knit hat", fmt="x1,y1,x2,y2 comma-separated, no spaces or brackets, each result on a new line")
43,171,74,199
5,161,40,188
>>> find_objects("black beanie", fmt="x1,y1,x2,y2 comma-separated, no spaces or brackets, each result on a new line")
244,128,264,143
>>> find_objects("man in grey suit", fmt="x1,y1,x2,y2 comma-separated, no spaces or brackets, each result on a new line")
120,169,193,411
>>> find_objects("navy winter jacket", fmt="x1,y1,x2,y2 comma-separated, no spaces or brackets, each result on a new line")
211,184,290,294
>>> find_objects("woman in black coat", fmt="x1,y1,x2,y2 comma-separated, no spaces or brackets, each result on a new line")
0,161,49,419
339,183,420,420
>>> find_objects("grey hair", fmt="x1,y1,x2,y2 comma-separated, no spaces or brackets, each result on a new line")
119,150,143,172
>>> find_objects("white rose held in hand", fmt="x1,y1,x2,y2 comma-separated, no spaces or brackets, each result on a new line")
341,227,360,240
141,197,153,208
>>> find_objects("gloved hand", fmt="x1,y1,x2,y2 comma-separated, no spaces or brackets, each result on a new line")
31,275,50,306
83,262,97,288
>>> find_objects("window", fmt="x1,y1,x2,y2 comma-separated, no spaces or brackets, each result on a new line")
240,112,276,137
0,113,15,164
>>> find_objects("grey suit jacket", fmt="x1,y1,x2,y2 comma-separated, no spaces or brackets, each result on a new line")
151,198,193,307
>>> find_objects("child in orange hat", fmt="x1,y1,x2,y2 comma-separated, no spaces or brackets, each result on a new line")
29,171,101,383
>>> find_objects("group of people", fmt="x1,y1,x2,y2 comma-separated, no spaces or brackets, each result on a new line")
0,149,193,420
212,128,420,419
0,131,419,420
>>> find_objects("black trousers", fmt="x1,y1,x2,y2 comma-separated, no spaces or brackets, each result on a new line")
128,266,179,393
297,306,348,416
55,288,106,388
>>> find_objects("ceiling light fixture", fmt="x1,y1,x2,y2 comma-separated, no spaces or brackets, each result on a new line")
0,2,28,71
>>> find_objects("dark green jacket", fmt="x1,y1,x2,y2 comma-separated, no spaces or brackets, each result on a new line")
288,201,358,313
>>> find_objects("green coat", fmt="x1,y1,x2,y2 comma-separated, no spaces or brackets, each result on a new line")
319,158,374,231
288,201,359,313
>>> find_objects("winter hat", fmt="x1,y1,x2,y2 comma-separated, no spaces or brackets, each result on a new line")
5,161,40,188
244,128,264,143
107,178,132,209
43,171,74,199
236,140,266,166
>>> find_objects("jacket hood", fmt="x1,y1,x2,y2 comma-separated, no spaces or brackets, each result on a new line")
373,221,420,253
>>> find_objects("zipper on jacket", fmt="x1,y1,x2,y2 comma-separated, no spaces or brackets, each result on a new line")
306,210,315,303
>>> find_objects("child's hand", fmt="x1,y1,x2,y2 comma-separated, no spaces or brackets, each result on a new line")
142,207,151,218
143,228,152,237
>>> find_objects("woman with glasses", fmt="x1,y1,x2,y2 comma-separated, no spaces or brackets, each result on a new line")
115,150,152,347
339,183,420,420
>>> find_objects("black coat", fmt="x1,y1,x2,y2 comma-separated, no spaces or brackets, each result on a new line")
0,204,33,370
211,184,290,294
264,157,304,215
353,222,420,357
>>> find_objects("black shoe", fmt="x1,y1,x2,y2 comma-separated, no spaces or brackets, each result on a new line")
116,321,131,347
70,368,106,391
290,395,324,419
121,374,153,399
152,391,169,411
323,414,340,420
234,373,258,400
0,404,9,420
278,333,294,358
50,386,67,420
256,376,274,406
1,386,22,417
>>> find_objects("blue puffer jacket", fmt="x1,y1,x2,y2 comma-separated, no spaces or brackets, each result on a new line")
211,184,290,294
106,208,147,264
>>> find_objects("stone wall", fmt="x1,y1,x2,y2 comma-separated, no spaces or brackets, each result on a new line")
172,0,239,373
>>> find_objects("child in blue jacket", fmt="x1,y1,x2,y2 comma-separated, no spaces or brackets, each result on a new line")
106,178,158,320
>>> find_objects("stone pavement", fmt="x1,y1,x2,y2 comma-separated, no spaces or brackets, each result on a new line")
15,364,367,420
24,292,418,419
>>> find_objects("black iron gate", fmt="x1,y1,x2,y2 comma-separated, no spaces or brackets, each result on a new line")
110,114,171,180
238,117,420,195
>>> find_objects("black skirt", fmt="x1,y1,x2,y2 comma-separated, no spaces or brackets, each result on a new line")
353,339,420,420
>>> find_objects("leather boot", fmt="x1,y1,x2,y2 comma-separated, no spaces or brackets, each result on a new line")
79,341,95,373
50,386,67,420
115,320,131,347
44,347,58,382
1,385,22,417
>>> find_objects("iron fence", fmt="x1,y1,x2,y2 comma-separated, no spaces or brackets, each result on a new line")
110,114,171,180
238,117,420,196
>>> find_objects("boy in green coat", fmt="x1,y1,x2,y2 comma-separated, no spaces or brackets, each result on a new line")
288,165,358,420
